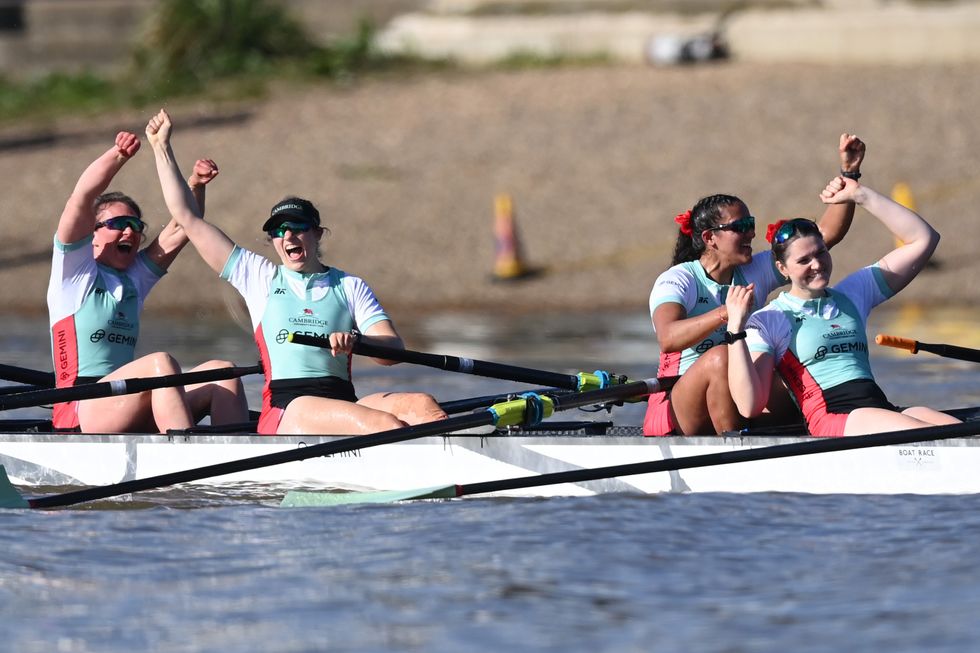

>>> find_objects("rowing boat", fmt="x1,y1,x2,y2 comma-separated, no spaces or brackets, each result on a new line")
2,338,978,504
3,406,979,497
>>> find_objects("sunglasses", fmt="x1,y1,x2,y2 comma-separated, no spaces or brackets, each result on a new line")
707,216,755,234
267,221,315,238
95,216,146,233
771,218,818,245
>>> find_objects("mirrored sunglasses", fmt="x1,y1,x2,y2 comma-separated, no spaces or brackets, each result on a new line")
95,216,146,233
708,215,755,234
268,221,315,238
772,218,818,245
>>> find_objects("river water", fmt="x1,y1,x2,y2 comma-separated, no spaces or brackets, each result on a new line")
1,307,979,652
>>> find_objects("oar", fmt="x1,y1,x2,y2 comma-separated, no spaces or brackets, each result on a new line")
288,333,673,393
0,378,663,509
0,384,46,396
439,387,578,414
281,419,980,506
0,365,262,412
0,364,54,387
875,334,980,364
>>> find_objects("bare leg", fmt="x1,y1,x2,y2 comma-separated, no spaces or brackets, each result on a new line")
358,392,447,426
277,395,406,435
844,406,961,436
184,359,249,426
668,345,745,435
77,352,194,433
902,406,961,426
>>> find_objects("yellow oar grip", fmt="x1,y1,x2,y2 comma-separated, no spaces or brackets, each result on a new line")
875,334,918,354
489,396,555,427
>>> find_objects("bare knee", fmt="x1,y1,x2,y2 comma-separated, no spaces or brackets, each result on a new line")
192,360,244,392
701,344,729,376
145,352,182,375
398,392,447,422
197,359,235,370
367,412,407,433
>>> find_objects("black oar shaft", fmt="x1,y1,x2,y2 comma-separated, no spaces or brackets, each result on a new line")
0,365,261,412
918,342,980,364
29,411,496,509
456,420,980,497
26,380,660,509
0,364,54,387
289,333,583,389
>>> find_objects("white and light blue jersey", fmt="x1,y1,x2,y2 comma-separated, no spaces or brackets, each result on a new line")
745,265,894,424
648,251,783,377
47,234,165,387
220,246,389,426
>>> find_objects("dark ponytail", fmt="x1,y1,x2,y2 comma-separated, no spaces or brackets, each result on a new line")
669,194,744,266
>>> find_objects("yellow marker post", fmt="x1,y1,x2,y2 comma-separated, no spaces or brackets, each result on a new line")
890,182,917,248
890,182,938,269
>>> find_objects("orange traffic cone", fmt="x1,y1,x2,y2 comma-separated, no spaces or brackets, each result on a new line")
492,194,533,281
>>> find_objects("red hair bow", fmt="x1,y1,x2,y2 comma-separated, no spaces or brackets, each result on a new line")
674,210,693,236
765,219,788,244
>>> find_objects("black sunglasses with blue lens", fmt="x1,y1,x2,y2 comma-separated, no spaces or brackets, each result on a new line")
95,216,146,233
707,216,755,234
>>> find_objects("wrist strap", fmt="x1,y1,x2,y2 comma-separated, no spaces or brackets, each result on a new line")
724,330,747,344
840,169,861,180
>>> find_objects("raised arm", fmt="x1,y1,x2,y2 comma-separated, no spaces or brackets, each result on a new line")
820,177,940,294
146,109,236,274
816,133,865,250
724,283,773,418
143,158,220,270
57,132,140,245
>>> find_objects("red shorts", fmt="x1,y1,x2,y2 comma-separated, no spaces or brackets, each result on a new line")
257,407,284,435
642,391,676,436
806,410,849,438
52,401,81,430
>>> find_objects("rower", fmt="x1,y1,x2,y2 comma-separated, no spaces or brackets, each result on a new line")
145,109,446,435
725,177,961,436
644,134,865,436
47,131,248,433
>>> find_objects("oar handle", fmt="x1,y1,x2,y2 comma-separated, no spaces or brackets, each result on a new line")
875,334,918,353
876,333,980,364
288,333,585,390
0,365,262,412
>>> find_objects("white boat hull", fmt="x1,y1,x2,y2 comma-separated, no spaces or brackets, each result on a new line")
1,428,978,496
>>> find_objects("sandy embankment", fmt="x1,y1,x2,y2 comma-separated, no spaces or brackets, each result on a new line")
1,62,979,322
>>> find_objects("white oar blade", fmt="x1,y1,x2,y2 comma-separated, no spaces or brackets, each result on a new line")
0,466,30,509
280,485,458,507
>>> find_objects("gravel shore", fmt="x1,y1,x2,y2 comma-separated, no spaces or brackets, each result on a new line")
2,61,979,321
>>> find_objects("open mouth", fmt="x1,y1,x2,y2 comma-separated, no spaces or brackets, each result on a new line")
284,244,304,261
117,242,134,254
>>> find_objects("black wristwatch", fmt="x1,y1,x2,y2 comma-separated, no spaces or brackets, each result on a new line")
840,169,861,180
723,330,747,344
